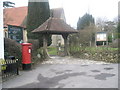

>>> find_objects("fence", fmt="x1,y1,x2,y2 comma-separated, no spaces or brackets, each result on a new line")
1,59,19,81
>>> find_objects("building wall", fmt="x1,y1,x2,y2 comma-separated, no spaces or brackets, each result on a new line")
0,0,4,59
4,28,8,38
51,35,64,46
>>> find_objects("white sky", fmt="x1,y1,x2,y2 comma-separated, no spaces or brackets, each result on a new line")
3,0,119,27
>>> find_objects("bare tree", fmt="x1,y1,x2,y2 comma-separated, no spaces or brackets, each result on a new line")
3,1,15,8
96,17,108,31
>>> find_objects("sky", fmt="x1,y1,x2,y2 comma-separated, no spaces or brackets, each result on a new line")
3,0,119,28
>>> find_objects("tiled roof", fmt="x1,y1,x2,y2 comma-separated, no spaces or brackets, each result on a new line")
4,6,27,28
32,17,78,34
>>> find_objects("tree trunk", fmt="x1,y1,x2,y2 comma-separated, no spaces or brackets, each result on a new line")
43,34,50,59
62,34,70,56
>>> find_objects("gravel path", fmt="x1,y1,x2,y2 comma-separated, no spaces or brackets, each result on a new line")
41,56,108,65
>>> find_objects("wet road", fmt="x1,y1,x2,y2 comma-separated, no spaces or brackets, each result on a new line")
2,56,118,88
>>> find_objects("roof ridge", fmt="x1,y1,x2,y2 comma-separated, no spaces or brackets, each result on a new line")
4,6,27,10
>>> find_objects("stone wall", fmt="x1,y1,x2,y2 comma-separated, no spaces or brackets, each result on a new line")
70,49,119,63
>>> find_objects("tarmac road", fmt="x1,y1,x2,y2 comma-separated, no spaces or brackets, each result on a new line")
1,56,119,89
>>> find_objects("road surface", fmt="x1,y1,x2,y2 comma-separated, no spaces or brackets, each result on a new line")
1,56,119,88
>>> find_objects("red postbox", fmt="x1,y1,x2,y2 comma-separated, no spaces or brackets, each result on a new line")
21,43,32,70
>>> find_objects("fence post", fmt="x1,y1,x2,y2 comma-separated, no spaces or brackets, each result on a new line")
16,59,19,75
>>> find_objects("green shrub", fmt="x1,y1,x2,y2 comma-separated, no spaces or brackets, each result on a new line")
4,38,22,61
28,39,42,63
28,39,39,53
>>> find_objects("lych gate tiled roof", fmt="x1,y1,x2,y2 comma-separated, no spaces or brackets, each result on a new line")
4,6,27,28
32,17,78,34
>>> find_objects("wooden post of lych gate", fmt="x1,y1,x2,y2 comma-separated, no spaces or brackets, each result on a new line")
62,34,70,56
43,34,50,59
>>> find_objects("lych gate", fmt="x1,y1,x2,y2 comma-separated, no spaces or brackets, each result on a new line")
32,17,78,58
